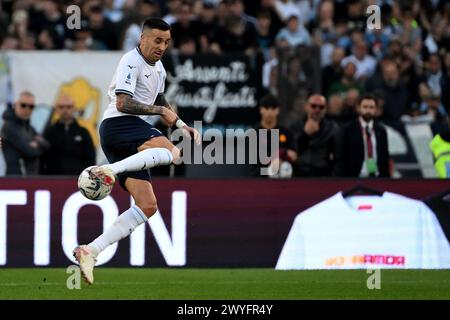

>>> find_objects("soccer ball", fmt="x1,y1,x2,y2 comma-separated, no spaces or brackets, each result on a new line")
78,166,114,201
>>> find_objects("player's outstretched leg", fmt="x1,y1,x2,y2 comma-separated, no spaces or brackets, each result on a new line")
73,204,148,284
93,147,175,181
73,179,157,284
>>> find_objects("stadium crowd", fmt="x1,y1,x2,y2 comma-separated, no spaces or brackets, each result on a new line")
1,0,450,178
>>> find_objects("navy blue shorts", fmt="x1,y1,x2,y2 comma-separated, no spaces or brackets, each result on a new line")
99,116,164,191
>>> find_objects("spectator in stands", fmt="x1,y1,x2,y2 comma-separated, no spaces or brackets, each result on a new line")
421,9,447,57
211,15,259,54
420,93,448,122
69,27,104,51
365,24,391,61
334,18,352,51
255,10,276,60
345,0,366,30
443,51,450,111
275,14,311,48
121,1,160,51
311,0,336,67
429,114,450,178
252,93,297,178
336,94,390,178
18,31,37,50
36,27,60,49
311,0,335,42
40,95,96,175
138,0,160,20
278,55,311,121
262,47,278,89
340,40,377,81
1,36,19,50
178,36,197,55
413,82,448,134
420,54,445,102
384,38,419,102
385,36,403,63
259,0,285,37
372,89,386,121
0,5,8,43
326,94,345,126
371,45,419,100
28,0,66,48
274,0,300,23
121,14,145,51
227,0,257,27
103,0,125,23
215,0,229,27
86,4,118,50
171,1,203,52
321,47,345,97
310,0,337,43
370,60,410,124
197,1,219,53
340,87,360,123
267,60,279,96
1,91,49,175
391,4,422,50
163,0,181,25
7,9,32,50
328,61,364,98
327,90,361,126
289,94,338,177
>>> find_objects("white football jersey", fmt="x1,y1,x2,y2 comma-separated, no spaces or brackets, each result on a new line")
276,192,450,269
103,47,166,122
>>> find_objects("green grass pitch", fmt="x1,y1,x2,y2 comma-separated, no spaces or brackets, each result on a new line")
0,268,449,300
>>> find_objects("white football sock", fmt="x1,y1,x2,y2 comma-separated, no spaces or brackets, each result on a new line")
104,147,173,175
88,205,148,256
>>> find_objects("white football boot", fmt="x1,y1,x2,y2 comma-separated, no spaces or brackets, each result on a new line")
73,245,97,285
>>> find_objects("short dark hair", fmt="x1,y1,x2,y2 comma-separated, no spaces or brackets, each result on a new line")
359,93,377,106
142,18,171,32
257,10,271,20
259,94,280,108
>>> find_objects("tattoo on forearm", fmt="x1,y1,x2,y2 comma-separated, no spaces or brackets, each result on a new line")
120,96,164,115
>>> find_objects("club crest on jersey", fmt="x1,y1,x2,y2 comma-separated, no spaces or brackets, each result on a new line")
125,73,131,84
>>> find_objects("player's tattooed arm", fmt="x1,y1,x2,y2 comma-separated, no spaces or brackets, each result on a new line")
155,93,176,113
116,93,178,126
116,93,164,115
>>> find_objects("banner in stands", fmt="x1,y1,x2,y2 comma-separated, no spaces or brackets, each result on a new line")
1,51,444,178
163,53,262,128
0,178,449,268
7,51,123,151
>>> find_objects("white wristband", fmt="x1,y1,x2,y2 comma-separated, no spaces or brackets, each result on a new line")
176,119,187,128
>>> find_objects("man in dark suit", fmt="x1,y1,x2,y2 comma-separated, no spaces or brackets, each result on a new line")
336,94,390,177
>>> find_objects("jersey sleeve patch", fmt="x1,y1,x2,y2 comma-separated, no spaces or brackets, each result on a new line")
115,53,140,96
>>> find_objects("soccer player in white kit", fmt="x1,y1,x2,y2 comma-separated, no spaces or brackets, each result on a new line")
73,18,200,284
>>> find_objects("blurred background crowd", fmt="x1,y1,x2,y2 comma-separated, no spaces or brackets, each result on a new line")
1,0,450,178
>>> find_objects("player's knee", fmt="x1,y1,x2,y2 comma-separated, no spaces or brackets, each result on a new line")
171,146,181,163
136,201,158,218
